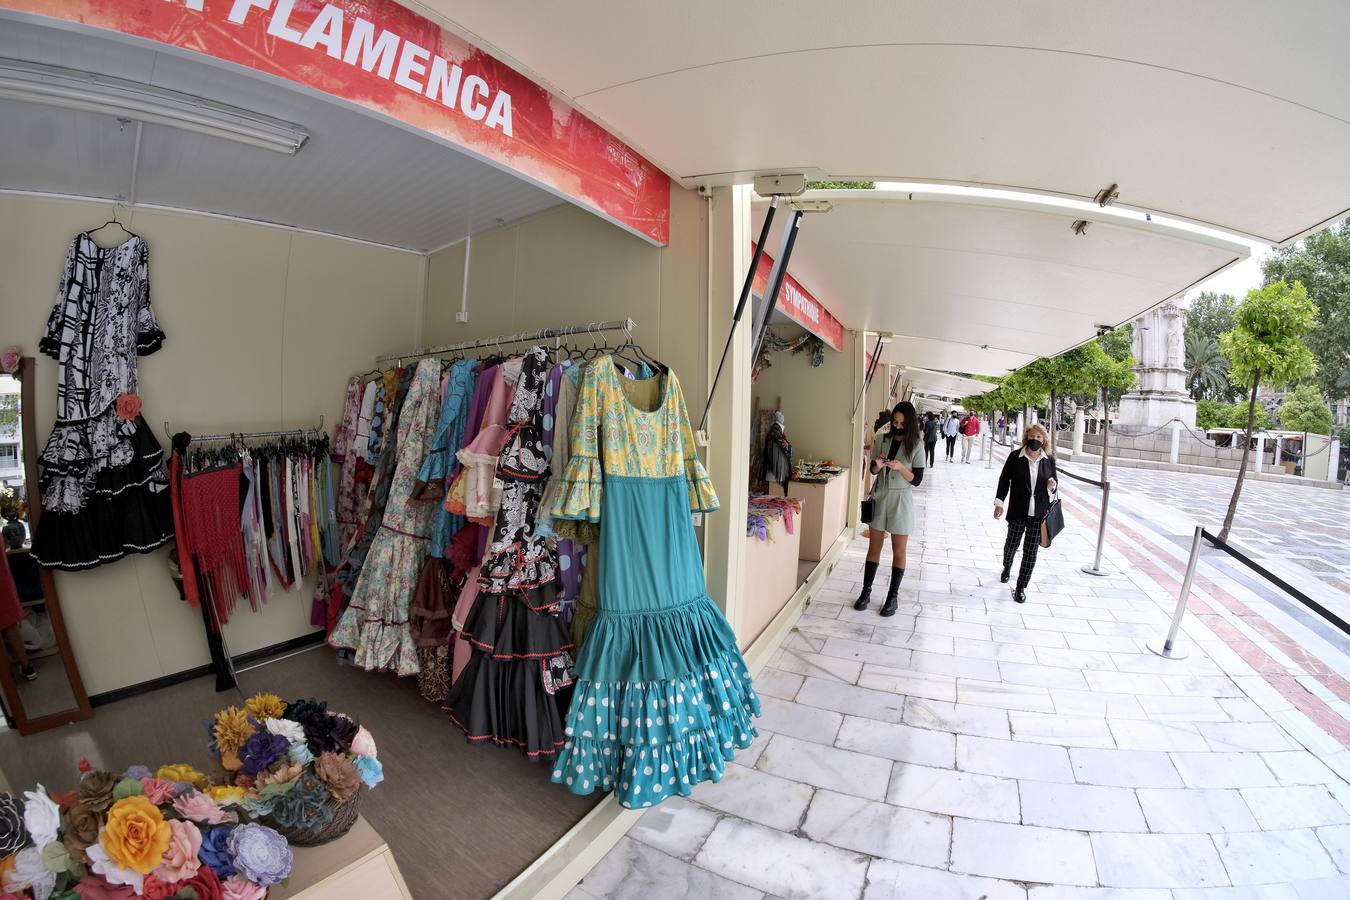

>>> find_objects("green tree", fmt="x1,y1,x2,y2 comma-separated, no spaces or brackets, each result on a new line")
1097,324,1133,364
1184,333,1232,401
1185,291,1238,345
1217,281,1318,541
0,394,16,431
806,180,876,190
1196,399,1272,431
1262,222,1350,399
1278,385,1333,434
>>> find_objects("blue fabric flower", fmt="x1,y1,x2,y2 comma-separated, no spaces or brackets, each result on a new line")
122,765,153,781
240,731,290,776
198,826,237,879
287,742,315,766
354,755,383,788
227,823,294,888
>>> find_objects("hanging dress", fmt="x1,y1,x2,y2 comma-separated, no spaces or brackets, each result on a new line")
329,361,439,675
32,232,174,570
550,356,760,808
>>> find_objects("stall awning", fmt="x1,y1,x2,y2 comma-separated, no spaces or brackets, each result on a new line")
422,0,1350,246
755,191,1248,376
898,367,996,402
751,244,844,351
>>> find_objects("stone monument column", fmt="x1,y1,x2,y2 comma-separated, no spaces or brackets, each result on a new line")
1117,301,1196,429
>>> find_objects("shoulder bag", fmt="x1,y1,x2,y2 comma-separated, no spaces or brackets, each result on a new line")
1040,467,1065,548
861,435,903,524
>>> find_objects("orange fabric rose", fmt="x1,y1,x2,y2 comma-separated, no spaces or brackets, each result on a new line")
115,393,141,422
100,796,171,875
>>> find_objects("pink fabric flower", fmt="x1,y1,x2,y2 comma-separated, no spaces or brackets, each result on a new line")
140,778,177,805
115,392,141,422
0,348,18,374
221,876,267,900
171,791,233,825
350,726,378,758
152,819,202,883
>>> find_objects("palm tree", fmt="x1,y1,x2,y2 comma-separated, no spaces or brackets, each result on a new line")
1185,333,1231,400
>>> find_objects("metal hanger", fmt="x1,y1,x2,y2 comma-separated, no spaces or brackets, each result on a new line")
88,205,136,241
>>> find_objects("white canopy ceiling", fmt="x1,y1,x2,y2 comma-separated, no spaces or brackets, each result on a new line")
424,0,1350,245
759,191,1248,375
898,367,996,402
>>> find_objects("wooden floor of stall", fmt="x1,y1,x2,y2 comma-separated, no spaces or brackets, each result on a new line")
0,647,599,900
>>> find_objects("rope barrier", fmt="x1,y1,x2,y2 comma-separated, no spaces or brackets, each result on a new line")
1200,529,1350,639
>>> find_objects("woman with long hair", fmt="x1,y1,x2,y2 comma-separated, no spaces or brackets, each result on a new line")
994,422,1058,604
855,401,925,616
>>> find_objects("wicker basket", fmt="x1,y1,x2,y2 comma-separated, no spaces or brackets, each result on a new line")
263,791,361,847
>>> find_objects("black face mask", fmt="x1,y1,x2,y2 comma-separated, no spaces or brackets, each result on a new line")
1025,439,1043,451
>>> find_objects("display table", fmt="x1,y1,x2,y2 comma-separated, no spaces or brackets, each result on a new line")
740,514,802,649
271,815,412,899
772,469,849,562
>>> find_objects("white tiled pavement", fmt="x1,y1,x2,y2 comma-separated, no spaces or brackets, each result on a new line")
566,460,1350,900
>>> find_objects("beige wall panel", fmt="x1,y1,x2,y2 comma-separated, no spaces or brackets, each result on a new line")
658,186,709,413
752,328,857,466
422,241,467,347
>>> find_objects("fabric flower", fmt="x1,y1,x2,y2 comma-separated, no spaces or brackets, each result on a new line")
122,767,153,782
212,707,255,756
244,694,286,721
327,714,358,751
140,876,173,900
77,772,118,815
225,824,291,888
239,731,289,776
101,796,171,875
205,786,245,807
354,754,384,789
174,864,223,900
171,792,233,826
286,743,314,767
269,774,333,832
151,819,201,883
71,877,139,900
114,393,141,422
155,765,207,791
86,840,144,895
4,846,55,900
254,762,303,791
350,726,378,759
111,779,144,803
221,875,266,900
262,718,305,745
282,699,344,755
63,801,102,860
139,779,177,806
196,827,235,880
0,349,19,375
0,793,29,856
22,784,61,847
314,753,360,803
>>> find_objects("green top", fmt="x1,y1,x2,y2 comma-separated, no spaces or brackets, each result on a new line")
869,427,925,492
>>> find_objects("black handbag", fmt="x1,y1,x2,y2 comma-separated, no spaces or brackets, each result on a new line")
1040,492,1065,547
861,435,903,524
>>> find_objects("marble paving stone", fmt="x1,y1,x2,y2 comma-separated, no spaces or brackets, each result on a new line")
1262,751,1339,786
817,636,913,670
1051,689,1149,720
957,679,1057,714
1010,712,1117,749
578,837,764,900
1172,887,1300,900
911,617,994,641
1022,614,1097,635
1137,695,1231,722
801,789,950,867
796,676,908,724
1071,748,1185,788
1019,781,1149,831
780,630,826,654
1091,832,1230,888
695,818,867,900
1092,621,1159,638
1083,670,1173,696
956,734,1075,782
1268,708,1349,759
835,715,956,768
1112,653,1224,676
1239,786,1350,830
733,731,771,768
1315,824,1350,874
908,648,1003,681
771,647,865,683
1199,722,1300,753
757,733,893,800
871,628,957,655
887,763,1020,823
1214,829,1340,885
754,668,804,701
1041,603,1112,621
754,696,844,746
951,819,1097,886
1229,676,1296,712
1165,675,1246,698
903,697,1012,740
953,607,1028,628
1168,752,1279,789
1136,787,1259,833
863,859,1027,900
1294,876,1350,900
952,637,1041,664
1068,634,1152,654
689,762,813,831
793,615,876,642
1035,646,1119,671
629,796,722,860
1029,890,1173,900
999,661,1092,690
857,664,959,702
1109,720,1210,752
990,626,1071,648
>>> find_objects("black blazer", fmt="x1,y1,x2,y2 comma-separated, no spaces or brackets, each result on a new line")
996,450,1058,520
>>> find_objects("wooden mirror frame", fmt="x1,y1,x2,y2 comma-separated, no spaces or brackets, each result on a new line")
0,356,93,734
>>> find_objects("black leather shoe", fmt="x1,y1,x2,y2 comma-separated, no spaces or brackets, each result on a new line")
1013,589,1027,604
855,561,879,611
999,567,1011,584
880,567,904,617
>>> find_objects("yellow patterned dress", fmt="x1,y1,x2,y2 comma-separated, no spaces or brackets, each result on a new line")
549,355,761,808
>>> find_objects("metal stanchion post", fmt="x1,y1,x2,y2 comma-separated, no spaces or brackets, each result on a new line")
1147,526,1203,660
1080,482,1112,577
985,433,993,469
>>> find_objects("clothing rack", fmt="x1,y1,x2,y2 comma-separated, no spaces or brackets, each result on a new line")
375,318,637,366
163,416,325,444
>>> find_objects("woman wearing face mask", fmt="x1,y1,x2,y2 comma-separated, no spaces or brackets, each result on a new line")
856,401,925,617
994,423,1058,604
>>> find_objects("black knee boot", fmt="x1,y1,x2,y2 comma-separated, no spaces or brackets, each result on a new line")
881,568,904,617
854,561,879,611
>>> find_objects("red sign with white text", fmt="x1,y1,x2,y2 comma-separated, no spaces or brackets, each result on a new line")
2,0,671,245
751,244,845,351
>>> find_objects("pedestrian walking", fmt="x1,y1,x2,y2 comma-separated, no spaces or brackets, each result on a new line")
997,415,1007,441
960,411,980,463
922,411,940,466
856,401,925,617
994,423,1058,604
942,410,960,461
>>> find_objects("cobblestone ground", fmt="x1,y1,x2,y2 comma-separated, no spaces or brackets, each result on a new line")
567,457,1350,900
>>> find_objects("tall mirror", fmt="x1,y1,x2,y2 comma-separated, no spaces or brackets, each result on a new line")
0,356,92,735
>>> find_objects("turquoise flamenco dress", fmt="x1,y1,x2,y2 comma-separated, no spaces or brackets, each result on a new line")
549,355,760,808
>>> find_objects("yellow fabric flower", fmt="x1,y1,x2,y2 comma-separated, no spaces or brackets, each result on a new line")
101,796,172,875
155,764,207,790
213,706,254,755
245,693,286,721
205,785,245,806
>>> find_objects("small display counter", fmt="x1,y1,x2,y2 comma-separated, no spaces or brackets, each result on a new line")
741,498,804,649
272,815,413,899
783,467,850,561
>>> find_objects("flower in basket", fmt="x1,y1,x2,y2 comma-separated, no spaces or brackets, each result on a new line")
99,796,171,875
63,801,102,861
22,786,60,849
76,772,119,817
350,727,377,759
154,765,207,792
150,819,201,884
281,699,344,756
353,755,383,789
269,773,333,833
244,694,286,722
238,731,289,778
220,874,266,900
212,708,256,774
313,754,359,803
196,827,236,880
171,792,234,827
3,846,55,900
0,794,29,857
225,824,291,889
137,780,177,807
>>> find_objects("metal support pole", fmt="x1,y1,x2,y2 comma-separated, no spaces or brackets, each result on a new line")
851,334,885,419
1080,482,1112,577
749,208,804,365
1147,526,1203,660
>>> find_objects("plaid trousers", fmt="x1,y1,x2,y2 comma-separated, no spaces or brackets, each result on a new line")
1002,515,1045,591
